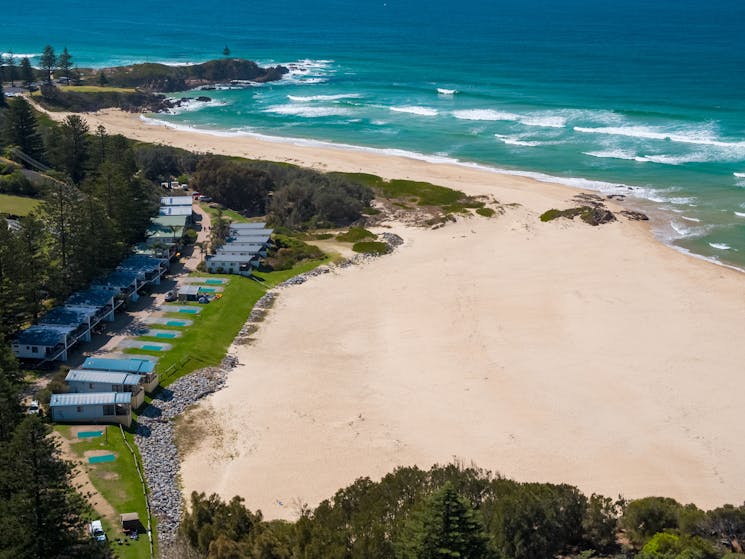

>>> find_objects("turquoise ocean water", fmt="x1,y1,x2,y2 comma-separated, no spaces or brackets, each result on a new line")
3,0,745,267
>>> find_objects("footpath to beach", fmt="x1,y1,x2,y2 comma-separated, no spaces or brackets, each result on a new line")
42,108,745,520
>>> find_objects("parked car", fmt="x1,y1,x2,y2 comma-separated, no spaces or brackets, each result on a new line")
89,520,106,542
27,400,40,415
164,290,177,302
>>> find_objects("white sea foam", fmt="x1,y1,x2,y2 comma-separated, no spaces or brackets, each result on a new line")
519,115,567,128
734,172,745,178
437,88,457,95
494,134,541,147
453,109,521,121
390,106,439,116
164,98,229,115
681,216,701,223
735,212,745,218
452,109,566,128
264,105,351,118
288,93,361,102
0,52,39,59
709,243,731,250
574,125,745,150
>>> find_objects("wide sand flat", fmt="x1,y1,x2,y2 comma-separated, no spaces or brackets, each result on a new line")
41,108,745,518
182,214,744,519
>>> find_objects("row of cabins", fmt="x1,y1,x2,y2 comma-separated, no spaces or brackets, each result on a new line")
49,357,159,428
136,196,194,259
205,222,273,276
11,255,168,363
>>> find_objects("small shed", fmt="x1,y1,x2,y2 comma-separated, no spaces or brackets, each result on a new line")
121,512,143,534
49,392,132,427
177,285,201,302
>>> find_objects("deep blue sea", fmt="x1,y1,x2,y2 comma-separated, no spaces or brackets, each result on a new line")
3,0,745,267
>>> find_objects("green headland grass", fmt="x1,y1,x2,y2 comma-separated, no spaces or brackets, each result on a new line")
0,193,41,216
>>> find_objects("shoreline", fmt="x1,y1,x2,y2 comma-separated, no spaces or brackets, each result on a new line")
38,106,745,518
36,106,745,275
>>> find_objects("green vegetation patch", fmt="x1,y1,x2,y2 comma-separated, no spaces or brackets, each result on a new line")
352,241,390,255
336,227,377,242
59,425,154,558
476,207,496,217
334,172,485,215
263,234,326,271
313,233,334,240
540,206,617,226
0,193,41,216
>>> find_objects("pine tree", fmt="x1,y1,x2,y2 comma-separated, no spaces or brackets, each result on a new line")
20,57,34,87
5,51,17,87
47,115,90,184
3,98,45,161
39,45,56,83
0,79,6,107
57,47,73,82
0,416,92,558
0,339,23,443
398,483,492,559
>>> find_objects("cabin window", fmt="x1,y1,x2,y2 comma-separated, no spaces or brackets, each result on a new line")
76,406,83,413
103,404,115,416
89,383,94,389
31,346,38,353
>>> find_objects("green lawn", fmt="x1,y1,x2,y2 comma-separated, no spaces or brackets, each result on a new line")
0,193,41,216
130,258,328,386
198,202,253,224
56,425,154,559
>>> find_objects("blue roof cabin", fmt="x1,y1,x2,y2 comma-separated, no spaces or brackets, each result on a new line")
66,288,118,323
81,357,159,393
118,255,168,286
39,306,97,343
216,243,267,257
12,325,76,361
229,222,269,230
65,369,145,408
49,392,132,428
93,269,142,301
159,205,193,217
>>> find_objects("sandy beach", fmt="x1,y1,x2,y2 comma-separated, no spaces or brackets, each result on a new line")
45,108,745,518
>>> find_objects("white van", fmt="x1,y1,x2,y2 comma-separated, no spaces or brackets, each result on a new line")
89,520,106,542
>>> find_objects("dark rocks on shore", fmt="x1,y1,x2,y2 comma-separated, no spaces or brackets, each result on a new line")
620,210,650,221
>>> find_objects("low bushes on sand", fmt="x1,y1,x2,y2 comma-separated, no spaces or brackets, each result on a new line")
337,227,377,242
352,241,390,255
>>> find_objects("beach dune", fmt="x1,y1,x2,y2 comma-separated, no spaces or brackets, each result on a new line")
40,109,745,519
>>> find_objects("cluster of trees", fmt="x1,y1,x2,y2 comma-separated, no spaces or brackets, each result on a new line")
176,463,745,559
0,52,37,88
191,156,374,228
0,46,74,89
0,344,108,558
0,97,159,336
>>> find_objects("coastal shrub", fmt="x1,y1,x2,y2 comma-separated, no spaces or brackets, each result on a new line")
361,206,382,215
135,144,198,182
314,233,334,240
476,207,496,217
337,227,376,242
639,533,718,559
262,235,325,271
352,241,390,255
191,156,274,216
0,169,36,196
540,208,565,222
621,497,683,547
269,176,373,229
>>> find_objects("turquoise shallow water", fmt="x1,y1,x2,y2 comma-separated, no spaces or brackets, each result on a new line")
3,0,744,267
